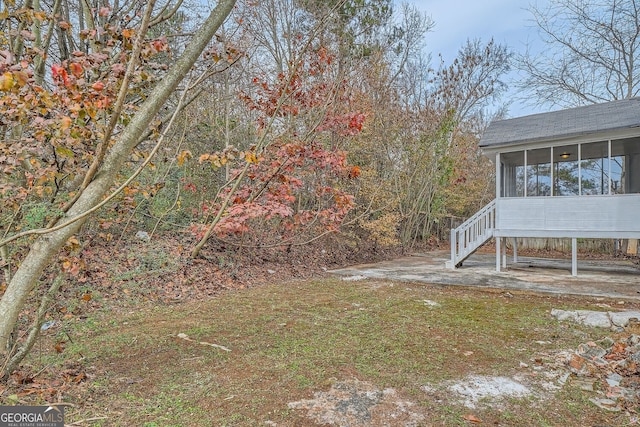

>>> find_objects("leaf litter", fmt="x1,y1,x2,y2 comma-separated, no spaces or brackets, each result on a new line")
4,237,640,425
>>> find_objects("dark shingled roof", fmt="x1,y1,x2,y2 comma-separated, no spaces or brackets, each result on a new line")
480,97,640,148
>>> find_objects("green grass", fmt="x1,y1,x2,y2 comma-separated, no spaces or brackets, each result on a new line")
9,277,637,426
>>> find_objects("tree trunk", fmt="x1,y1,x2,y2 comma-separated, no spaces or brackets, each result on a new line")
0,0,236,361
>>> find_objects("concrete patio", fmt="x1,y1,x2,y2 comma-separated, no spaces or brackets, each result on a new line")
330,250,640,300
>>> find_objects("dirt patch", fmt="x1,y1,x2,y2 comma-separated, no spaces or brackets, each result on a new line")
288,379,424,427
421,364,568,412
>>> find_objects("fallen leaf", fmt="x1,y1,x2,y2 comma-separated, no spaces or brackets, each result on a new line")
463,414,482,423
0,72,15,91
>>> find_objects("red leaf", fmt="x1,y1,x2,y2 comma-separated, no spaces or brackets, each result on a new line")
51,64,69,86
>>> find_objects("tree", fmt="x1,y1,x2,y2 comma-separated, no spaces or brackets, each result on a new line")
431,39,511,124
189,1,366,256
519,0,640,107
297,0,394,60
0,0,237,378
390,39,510,245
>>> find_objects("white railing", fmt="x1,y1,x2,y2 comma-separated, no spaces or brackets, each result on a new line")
447,199,496,269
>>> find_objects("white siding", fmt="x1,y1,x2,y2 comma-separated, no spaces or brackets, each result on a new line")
495,195,640,238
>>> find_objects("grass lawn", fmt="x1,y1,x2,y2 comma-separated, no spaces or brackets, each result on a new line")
3,277,637,426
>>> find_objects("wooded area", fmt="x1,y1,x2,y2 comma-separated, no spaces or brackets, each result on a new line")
0,0,509,376
1,0,638,379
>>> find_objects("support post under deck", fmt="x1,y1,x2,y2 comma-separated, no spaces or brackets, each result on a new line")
572,238,577,276
496,237,501,272
502,238,507,268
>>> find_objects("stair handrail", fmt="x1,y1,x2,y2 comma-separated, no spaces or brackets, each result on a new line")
449,199,496,268
456,199,496,232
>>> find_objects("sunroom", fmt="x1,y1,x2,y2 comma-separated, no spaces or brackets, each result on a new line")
448,97,640,275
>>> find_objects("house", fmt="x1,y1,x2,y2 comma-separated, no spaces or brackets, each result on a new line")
447,97,640,275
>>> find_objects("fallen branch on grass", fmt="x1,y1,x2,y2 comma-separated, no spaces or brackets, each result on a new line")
176,333,231,352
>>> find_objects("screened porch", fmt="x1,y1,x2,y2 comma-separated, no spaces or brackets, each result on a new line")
449,97,640,275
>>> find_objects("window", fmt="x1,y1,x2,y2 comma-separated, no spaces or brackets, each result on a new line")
553,144,578,196
581,141,608,195
501,151,524,197
611,140,628,194
526,148,551,196
498,137,640,197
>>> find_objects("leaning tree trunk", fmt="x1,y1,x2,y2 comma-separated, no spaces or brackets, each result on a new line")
0,0,237,362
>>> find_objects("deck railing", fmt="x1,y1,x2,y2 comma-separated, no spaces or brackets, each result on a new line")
448,199,496,269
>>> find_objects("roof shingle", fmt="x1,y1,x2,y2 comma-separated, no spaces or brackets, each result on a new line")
480,98,640,148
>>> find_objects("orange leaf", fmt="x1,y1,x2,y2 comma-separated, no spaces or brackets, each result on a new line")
61,116,72,131
177,150,192,166
463,414,482,423
82,293,92,301
54,342,66,353
244,151,258,164
69,62,83,78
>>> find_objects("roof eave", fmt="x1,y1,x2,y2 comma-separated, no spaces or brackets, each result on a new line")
480,125,640,152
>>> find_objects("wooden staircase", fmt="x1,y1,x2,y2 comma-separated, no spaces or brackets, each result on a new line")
446,199,496,269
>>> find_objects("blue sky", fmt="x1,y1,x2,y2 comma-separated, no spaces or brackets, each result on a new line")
410,0,536,63
405,0,549,117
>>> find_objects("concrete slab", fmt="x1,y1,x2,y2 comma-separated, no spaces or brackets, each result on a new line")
329,250,640,300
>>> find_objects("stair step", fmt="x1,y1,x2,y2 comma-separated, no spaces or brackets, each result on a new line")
449,199,497,269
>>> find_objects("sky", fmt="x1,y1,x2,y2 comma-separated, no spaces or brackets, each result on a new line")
405,0,550,117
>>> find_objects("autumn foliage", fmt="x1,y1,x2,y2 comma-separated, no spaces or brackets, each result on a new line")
187,46,364,247
0,9,169,238
0,0,510,381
